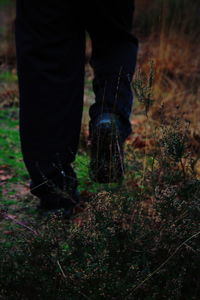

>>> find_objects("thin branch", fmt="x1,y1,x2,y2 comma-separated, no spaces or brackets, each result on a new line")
2,212,39,236
57,260,66,279
125,231,200,299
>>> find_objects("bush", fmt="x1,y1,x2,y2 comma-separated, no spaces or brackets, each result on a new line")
1,119,200,299
1,68,200,298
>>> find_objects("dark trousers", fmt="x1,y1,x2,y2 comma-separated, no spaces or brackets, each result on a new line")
15,0,138,190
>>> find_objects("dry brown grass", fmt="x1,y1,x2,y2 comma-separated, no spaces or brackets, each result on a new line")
134,0,200,154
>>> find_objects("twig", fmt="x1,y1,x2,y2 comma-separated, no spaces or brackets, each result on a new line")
125,231,200,299
56,259,92,300
2,212,39,236
57,260,66,279
30,180,49,192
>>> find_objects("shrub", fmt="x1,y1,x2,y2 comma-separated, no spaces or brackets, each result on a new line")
1,124,200,299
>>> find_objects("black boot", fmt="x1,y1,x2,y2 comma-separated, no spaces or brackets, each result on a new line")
89,113,125,183
27,155,80,217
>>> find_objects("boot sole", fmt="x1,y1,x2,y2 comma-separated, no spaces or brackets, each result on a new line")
89,122,124,183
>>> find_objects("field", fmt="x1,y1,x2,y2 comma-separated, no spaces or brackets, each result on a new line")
0,1,200,299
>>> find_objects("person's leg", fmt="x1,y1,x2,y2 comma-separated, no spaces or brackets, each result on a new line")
86,0,138,182
86,0,138,140
15,0,85,208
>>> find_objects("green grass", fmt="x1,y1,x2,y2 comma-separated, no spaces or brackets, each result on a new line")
0,105,123,194
0,108,27,182
0,0,13,7
0,104,124,240
0,71,18,83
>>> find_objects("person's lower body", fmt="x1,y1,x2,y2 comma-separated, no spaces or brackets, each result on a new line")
15,0,138,211
86,1,138,182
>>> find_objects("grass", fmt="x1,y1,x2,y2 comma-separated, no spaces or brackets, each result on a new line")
0,108,27,182
0,70,17,82
0,98,124,240
135,0,200,37
0,69,199,299
0,0,12,8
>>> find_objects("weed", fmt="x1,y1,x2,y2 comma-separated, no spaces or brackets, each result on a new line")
1,106,200,299
133,61,155,116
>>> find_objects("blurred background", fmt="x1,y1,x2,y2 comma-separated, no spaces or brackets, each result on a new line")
0,0,200,145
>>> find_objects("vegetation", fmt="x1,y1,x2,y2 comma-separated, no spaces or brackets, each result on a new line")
1,102,199,299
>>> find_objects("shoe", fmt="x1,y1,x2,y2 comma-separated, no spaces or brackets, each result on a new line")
37,189,80,219
89,113,125,183
31,163,80,218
